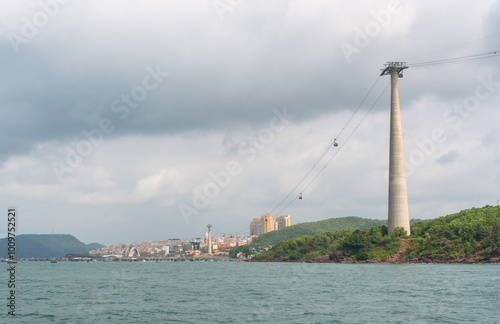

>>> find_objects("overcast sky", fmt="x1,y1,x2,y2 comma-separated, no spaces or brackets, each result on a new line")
1,0,499,245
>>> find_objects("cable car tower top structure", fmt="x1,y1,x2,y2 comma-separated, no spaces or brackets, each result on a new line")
381,61,411,235
380,61,408,77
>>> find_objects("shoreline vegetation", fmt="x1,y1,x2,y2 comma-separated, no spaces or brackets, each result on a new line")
249,205,500,264
250,217,388,246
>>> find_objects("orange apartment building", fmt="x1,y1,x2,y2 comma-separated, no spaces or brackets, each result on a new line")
250,214,290,236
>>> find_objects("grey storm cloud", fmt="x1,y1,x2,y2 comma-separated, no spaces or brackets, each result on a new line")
0,2,394,152
2,0,498,155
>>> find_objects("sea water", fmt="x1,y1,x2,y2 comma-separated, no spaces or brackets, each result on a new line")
2,262,499,323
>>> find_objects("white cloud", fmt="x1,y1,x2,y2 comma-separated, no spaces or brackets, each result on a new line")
130,168,183,204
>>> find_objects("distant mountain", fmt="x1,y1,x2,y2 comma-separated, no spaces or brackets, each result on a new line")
86,242,105,251
251,216,388,246
0,234,104,259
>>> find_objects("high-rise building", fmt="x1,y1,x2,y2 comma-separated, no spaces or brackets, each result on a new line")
249,214,290,236
276,215,290,229
262,214,274,234
250,218,262,236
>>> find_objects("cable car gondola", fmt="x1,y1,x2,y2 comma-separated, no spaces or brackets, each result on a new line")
333,139,338,147
299,193,302,200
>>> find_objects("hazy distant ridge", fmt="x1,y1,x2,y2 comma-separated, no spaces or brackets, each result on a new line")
0,234,103,259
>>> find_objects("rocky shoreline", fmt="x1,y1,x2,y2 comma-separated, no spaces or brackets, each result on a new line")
249,254,500,264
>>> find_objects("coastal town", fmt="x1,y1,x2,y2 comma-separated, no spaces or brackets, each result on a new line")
88,234,253,260
88,214,291,261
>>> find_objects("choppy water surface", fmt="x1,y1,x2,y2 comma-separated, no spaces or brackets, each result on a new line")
2,262,499,323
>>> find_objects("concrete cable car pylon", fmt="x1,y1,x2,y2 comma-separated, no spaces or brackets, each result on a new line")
380,62,411,235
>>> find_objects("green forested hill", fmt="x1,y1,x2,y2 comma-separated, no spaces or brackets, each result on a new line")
251,205,500,263
251,217,387,246
0,234,103,259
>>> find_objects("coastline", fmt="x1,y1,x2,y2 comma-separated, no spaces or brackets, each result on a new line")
249,241,500,264
248,257,500,264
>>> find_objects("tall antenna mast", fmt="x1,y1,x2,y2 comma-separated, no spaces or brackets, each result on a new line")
381,62,411,235
206,224,212,255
